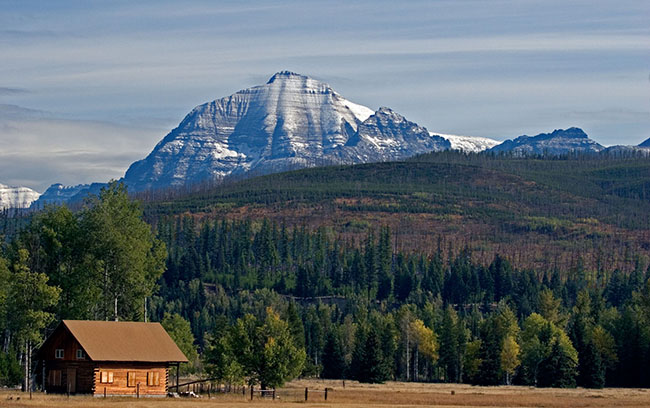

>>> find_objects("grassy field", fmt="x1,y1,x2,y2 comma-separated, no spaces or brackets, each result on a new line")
4,379,650,408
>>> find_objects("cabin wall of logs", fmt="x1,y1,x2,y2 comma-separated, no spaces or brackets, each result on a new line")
93,363,169,396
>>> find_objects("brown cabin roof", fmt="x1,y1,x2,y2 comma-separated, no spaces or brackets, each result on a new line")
52,320,188,363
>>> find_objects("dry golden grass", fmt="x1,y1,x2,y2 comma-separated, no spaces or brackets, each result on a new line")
3,379,650,408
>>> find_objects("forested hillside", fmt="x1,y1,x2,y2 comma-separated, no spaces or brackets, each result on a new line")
2,153,650,390
143,152,650,272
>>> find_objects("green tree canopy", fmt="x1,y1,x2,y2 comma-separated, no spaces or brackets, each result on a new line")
81,181,166,321
161,312,198,373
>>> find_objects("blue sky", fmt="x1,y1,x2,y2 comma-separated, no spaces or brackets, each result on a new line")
1,0,649,191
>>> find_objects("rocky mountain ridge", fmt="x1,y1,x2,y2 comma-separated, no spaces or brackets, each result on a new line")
122,71,450,191
488,127,604,155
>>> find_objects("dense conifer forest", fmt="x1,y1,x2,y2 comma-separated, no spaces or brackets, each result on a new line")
2,153,650,389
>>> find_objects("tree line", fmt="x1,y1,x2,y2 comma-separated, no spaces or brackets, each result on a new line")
2,185,650,389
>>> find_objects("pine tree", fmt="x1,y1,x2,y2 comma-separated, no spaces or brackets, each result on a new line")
579,341,605,388
537,339,578,388
439,305,462,382
321,330,347,379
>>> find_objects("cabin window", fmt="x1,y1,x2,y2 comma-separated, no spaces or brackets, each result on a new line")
55,349,64,359
100,371,114,384
127,371,137,387
147,371,160,386
49,370,62,386
76,349,85,359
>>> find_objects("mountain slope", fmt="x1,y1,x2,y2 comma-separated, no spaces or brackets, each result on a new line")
31,183,90,208
432,133,500,152
123,71,449,191
0,183,40,209
143,153,650,271
489,127,604,155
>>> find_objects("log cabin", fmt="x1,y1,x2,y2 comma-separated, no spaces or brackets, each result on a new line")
37,320,188,397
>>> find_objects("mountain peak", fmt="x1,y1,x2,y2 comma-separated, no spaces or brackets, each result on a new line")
267,71,306,84
122,73,451,191
489,127,603,155
639,137,650,148
375,106,394,115
0,183,40,210
550,127,588,139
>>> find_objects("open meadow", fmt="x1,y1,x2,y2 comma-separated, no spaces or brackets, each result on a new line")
3,380,650,408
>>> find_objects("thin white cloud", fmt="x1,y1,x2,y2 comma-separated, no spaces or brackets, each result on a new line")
0,109,166,191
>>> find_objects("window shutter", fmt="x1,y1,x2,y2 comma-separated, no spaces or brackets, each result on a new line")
154,371,160,386
128,371,136,387
108,372,113,383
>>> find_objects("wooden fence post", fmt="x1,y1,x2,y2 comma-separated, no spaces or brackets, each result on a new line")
137,383,140,398
272,388,276,400
305,387,308,401
104,387,106,398
325,388,328,401
250,385,254,400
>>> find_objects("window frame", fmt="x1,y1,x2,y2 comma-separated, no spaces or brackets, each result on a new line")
147,371,160,386
127,371,137,387
76,349,85,359
100,371,114,384
55,349,64,359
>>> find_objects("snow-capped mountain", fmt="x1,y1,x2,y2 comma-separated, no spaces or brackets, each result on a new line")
432,133,500,153
30,182,111,209
488,127,604,155
0,183,40,210
123,71,450,191
601,137,650,156
31,183,90,208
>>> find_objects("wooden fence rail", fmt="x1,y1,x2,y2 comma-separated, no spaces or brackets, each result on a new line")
170,382,331,402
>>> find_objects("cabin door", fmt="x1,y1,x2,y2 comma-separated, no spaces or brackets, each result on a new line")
66,368,76,393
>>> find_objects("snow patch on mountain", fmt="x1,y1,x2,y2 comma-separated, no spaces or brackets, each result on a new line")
0,183,40,209
31,183,89,208
431,132,500,153
340,97,374,122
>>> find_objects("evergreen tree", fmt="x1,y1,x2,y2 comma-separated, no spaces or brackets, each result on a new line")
439,305,464,382
476,318,502,385
321,330,347,379
579,341,605,388
537,339,578,388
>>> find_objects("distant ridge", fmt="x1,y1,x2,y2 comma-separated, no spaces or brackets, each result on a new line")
488,127,604,155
